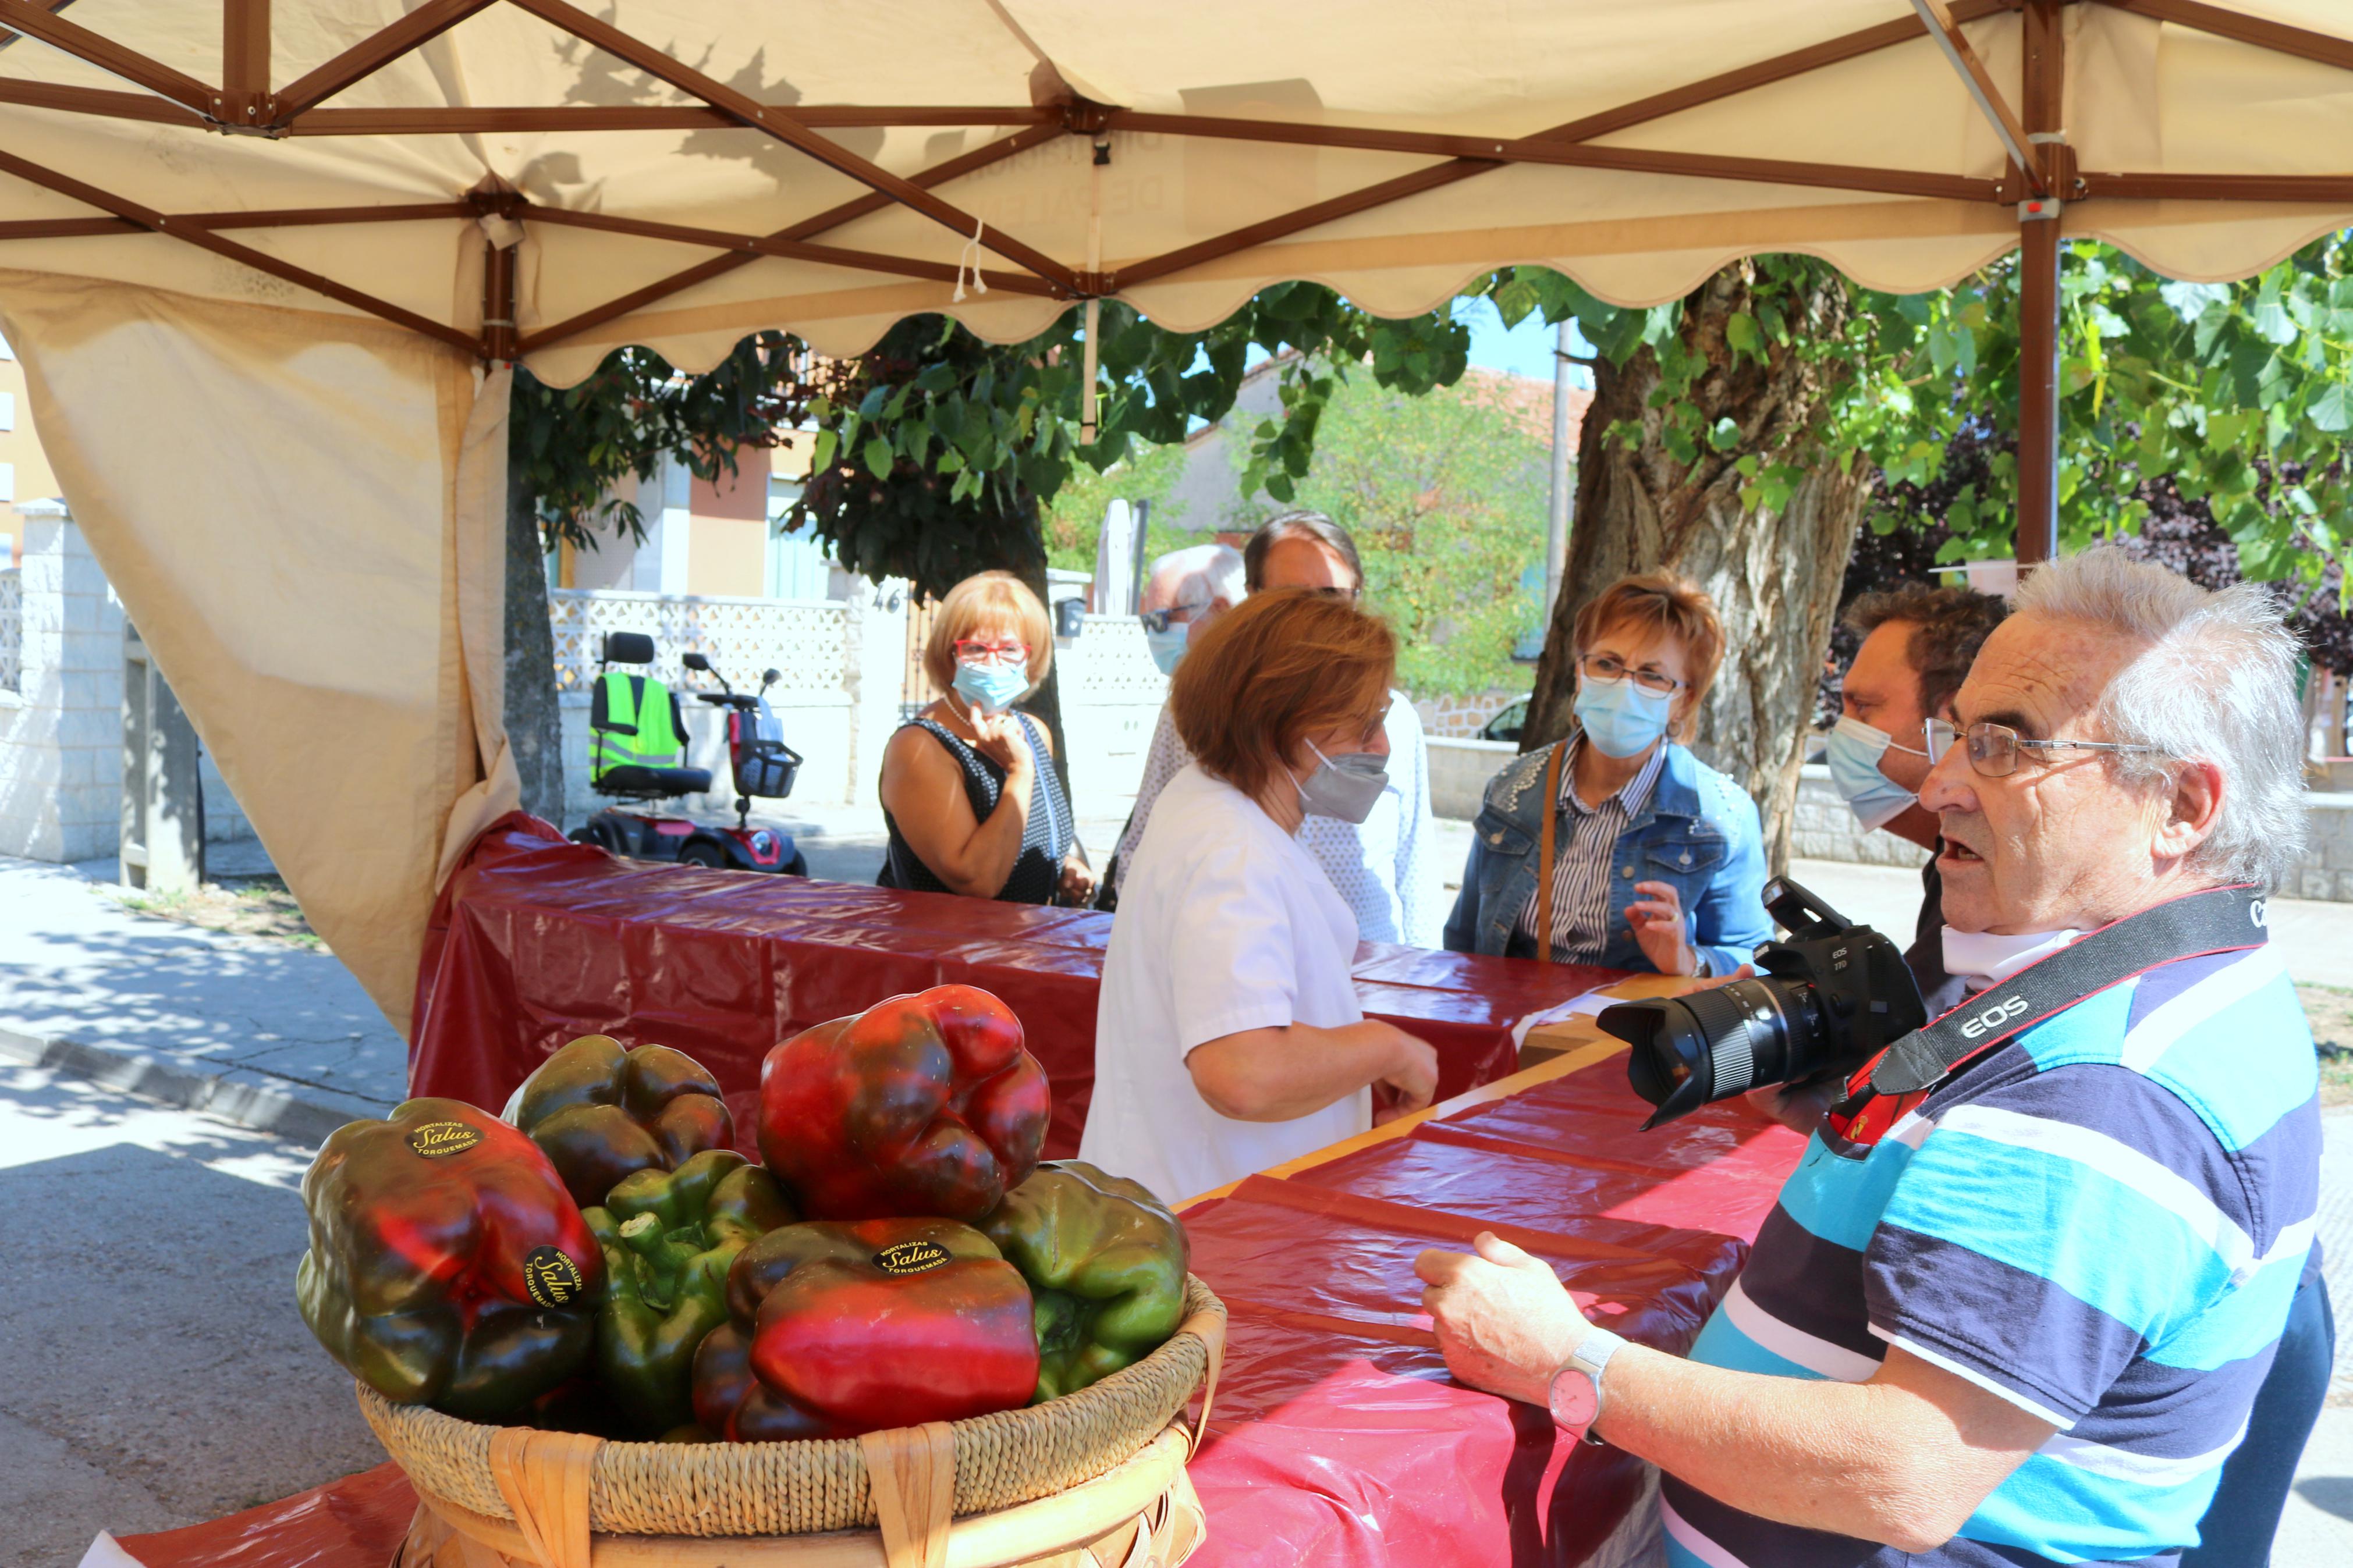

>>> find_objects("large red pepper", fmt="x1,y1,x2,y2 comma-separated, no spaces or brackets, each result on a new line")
757,985,1049,1221
691,1218,1038,1440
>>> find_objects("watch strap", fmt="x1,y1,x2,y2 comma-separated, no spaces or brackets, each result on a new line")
1561,1325,1627,1445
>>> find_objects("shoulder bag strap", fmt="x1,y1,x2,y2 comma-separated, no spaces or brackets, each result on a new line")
1535,742,1563,963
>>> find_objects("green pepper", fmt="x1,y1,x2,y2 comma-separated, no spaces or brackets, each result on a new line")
583,1149,798,1437
978,1161,1190,1402
511,1034,735,1209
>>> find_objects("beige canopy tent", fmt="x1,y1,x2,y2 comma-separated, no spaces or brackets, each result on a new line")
1,0,2347,1029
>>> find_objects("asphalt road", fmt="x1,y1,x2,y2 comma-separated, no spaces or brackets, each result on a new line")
0,1065,380,1567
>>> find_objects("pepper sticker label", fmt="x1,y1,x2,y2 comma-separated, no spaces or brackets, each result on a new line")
872,1240,953,1276
523,1246,587,1309
406,1121,483,1159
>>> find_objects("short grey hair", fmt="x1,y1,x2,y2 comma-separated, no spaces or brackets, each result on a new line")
2014,545,2306,890
1146,543,1245,610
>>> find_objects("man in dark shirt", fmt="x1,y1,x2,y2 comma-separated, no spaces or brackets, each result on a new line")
1826,584,2008,1014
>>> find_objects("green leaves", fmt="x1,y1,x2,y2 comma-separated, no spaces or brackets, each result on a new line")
1825,236,2351,585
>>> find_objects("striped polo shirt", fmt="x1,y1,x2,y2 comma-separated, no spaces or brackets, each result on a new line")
1667,943,2320,1567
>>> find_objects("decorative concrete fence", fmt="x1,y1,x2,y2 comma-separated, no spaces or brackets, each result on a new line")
555,592,1168,824
0,566,20,694
549,588,850,696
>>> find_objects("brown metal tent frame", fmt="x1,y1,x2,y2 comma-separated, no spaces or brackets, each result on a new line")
1,0,2348,563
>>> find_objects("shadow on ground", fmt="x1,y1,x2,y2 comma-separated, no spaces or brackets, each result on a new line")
0,1068,381,1568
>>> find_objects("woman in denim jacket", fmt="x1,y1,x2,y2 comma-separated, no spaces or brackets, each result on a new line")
1443,572,1771,976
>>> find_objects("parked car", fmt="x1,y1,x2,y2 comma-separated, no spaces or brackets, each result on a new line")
1479,698,1528,745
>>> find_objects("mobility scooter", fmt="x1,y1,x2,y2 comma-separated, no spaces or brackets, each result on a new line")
568,631,809,875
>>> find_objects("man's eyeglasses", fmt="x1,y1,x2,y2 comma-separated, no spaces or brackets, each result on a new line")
1579,653,1684,697
1305,585,1362,603
1925,718,2169,778
952,637,1029,665
1138,601,1208,635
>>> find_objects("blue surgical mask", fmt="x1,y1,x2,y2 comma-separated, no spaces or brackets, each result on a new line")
1573,674,1673,759
1144,623,1188,677
953,659,1028,717
1295,738,1388,824
1825,715,1926,831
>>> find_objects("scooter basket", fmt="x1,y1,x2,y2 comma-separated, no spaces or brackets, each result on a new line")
734,741,800,799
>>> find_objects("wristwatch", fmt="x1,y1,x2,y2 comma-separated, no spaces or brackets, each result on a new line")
1546,1325,1627,1445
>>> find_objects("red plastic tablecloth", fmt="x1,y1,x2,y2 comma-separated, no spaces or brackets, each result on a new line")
116,1054,1805,1568
407,815,1612,1156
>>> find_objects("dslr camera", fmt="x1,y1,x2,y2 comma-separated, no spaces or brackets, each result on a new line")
1597,877,1926,1129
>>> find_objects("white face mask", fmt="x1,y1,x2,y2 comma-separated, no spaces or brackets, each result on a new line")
1940,926,2085,992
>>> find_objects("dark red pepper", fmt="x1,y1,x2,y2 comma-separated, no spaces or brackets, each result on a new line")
691,1218,1038,1440
296,1098,606,1421
509,1034,734,1209
757,985,1049,1221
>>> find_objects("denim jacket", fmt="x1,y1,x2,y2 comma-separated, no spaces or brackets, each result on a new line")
1441,735,1773,976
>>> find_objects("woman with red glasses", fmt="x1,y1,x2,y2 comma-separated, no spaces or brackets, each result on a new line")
877,570,1092,905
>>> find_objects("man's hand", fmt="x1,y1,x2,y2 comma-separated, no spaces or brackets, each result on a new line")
1056,854,1096,906
1627,880,1695,975
1415,1232,1591,1405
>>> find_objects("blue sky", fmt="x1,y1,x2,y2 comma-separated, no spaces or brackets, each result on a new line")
1460,296,1595,389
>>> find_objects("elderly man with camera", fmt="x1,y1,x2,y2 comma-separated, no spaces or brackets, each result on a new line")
1419,547,2323,1567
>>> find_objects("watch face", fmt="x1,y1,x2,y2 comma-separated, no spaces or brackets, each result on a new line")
1548,1366,1598,1433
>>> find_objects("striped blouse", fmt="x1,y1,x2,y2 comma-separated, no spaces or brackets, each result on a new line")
1511,737,1665,963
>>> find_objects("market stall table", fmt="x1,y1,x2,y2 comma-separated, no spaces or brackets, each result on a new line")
409,815,1613,1156
103,1034,1805,1568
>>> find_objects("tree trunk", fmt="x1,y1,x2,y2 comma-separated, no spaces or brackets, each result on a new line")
1522,265,1872,873
504,466,567,826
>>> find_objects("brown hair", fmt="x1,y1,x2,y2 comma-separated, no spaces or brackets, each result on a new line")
1843,581,2010,720
1572,570,1726,741
1170,589,1396,801
924,570,1053,694
1243,511,1362,592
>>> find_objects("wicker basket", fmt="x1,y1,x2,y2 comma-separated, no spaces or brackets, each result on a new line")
364,1275,1224,1568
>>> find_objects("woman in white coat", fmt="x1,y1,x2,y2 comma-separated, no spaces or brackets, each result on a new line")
1078,590,1440,1206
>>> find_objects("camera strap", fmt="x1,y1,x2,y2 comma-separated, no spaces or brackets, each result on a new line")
1834,883,2269,1133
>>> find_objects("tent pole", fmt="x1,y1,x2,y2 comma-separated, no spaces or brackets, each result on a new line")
2015,0,2064,568
2015,214,2060,568
482,234,517,362
222,0,271,127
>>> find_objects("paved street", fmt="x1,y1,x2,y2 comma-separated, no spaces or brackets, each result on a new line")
0,1066,381,1567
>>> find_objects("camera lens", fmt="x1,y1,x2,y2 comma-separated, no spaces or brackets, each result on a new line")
1602,977,1831,1129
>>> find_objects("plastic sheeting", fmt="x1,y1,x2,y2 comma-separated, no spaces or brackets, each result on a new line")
409,815,1609,1156
112,1052,1803,1567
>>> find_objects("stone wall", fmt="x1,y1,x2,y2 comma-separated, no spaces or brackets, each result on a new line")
1414,689,1525,740
2296,792,2353,903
